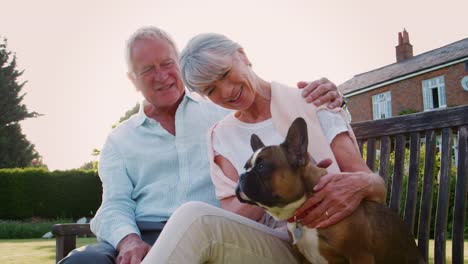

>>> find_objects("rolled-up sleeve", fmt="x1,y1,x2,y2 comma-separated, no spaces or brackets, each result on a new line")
90,136,140,249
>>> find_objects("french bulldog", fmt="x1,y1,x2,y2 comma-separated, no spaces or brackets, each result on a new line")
235,117,425,264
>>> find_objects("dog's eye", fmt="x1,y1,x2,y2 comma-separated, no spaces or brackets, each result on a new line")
256,160,266,171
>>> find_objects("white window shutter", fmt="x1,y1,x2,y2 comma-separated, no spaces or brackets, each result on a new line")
386,92,392,118
422,80,432,110
372,95,379,120
439,77,446,107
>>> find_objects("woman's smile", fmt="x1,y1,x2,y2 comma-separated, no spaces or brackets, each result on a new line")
227,86,243,103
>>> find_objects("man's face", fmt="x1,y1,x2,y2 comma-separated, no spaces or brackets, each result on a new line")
129,38,185,110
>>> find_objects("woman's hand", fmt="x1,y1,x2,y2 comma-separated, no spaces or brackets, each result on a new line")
295,171,374,229
293,131,386,229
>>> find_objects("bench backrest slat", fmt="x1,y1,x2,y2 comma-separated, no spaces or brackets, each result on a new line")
418,129,437,260
351,105,468,263
378,136,391,184
452,126,468,264
404,131,420,232
366,138,376,171
389,134,406,213
434,127,453,263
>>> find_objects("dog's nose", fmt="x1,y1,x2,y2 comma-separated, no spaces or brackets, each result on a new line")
239,172,246,180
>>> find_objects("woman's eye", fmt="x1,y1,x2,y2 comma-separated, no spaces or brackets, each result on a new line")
221,70,230,79
206,88,214,96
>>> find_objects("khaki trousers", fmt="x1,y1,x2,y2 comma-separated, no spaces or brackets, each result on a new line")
142,201,301,264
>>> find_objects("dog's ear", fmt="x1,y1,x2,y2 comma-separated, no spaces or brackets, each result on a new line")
250,134,265,152
282,117,309,167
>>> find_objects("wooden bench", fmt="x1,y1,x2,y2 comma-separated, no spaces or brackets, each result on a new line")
52,105,468,263
51,223,93,263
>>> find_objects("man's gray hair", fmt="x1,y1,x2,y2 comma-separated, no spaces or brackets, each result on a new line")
125,26,179,72
180,33,242,94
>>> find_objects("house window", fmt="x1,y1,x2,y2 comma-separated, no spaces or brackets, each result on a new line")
372,91,392,120
422,76,446,111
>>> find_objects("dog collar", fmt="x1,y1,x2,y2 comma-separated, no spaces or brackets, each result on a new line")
287,212,307,223
287,215,298,223
287,202,320,223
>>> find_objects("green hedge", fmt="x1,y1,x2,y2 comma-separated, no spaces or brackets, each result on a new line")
0,218,72,238
0,169,102,219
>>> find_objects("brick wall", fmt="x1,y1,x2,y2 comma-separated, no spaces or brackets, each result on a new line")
346,61,468,122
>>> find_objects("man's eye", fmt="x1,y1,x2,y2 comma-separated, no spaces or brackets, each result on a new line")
162,61,173,67
140,67,153,76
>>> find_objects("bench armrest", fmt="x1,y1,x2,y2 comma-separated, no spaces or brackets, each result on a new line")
52,223,94,263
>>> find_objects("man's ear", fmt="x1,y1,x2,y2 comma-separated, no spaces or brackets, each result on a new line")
250,134,265,152
282,117,309,167
127,71,140,92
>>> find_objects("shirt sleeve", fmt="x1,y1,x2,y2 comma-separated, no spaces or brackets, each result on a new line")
90,136,140,249
206,123,237,200
316,109,349,144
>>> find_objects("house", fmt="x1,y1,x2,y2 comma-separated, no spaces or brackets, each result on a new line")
339,30,468,122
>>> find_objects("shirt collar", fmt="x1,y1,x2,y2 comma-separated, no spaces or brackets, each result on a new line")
134,89,201,127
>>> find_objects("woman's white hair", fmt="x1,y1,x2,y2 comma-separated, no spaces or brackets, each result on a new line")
179,33,242,94
125,26,178,72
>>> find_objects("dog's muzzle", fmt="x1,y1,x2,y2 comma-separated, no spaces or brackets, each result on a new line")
235,174,257,205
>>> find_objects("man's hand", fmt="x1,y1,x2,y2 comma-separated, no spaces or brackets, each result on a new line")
297,78,343,109
116,233,151,264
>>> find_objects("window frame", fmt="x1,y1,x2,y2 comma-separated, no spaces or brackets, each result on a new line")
422,75,447,111
372,91,392,120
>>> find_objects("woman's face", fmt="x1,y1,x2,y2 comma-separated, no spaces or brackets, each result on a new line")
202,51,257,111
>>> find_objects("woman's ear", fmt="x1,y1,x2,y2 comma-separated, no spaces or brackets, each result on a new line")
237,48,251,66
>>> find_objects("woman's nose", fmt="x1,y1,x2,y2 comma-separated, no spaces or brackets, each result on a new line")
219,81,234,98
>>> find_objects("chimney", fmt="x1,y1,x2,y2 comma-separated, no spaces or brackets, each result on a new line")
395,29,413,62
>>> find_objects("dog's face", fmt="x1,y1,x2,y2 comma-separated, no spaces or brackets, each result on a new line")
236,118,324,218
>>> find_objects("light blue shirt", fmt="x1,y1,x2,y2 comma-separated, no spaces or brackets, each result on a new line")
90,91,229,248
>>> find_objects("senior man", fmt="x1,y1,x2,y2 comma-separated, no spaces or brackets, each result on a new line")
59,26,344,264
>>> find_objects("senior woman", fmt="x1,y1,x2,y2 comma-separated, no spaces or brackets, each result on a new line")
179,32,386,226
141,34,385,264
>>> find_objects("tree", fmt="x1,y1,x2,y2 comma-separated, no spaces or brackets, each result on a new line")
84,105,138,169
0,37,41,168
79,160,98,170
112,103,139,128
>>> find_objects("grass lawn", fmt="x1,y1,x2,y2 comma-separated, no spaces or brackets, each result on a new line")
0,238,466,263
0,237,96,264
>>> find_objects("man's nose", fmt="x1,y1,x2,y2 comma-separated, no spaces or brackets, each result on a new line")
153,69,168,82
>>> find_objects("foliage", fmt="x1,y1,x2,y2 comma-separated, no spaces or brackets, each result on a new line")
399,108,419,116
363,138,468,240
91,103,138,163
79,161,98,170
79,149,100,170
91,148,100,156
0,37,41,168
112,103,139,128
0,218,72,239
0,168,101,219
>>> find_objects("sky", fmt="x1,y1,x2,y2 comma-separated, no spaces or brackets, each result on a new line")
1,0,467,170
